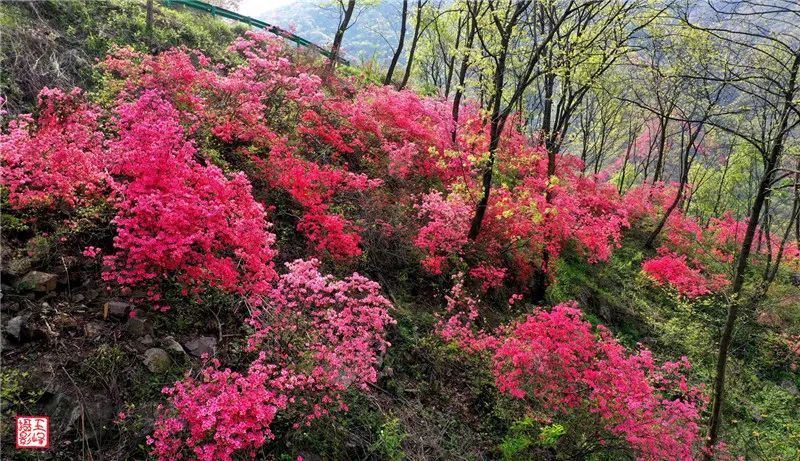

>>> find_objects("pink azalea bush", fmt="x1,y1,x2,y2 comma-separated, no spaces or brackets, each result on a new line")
0,88,108,209
149,259,394,460
413,191,472,274
103,91,278,308
246,258,395,397
493,303,705,460
148,360,290,461
642,252,728,298
434,288,707,459
4,31,774,461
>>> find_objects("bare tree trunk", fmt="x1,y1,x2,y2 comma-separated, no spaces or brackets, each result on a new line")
451,10,476,142
443,17,462,98
708,146,733,225
384,0,408,85
529,71,556,303
704,51,800,459
645,123,702,248
466,1,522,240
763,195,800,287
652,115,668,183
330,0,356,69
399,0,425,90
618,121,637,194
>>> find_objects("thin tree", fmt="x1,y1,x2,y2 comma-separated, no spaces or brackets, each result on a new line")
329,0,357,68
384,0,408,85
451,1,479,142
467,0,575,240
677,2,800,456
644,77,725,248
399,0,431,89
526,0,655,300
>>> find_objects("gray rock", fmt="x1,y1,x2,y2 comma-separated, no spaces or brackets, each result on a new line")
41,392,79,436
0,241,11,262
84,289,100,302
4,315,46,343
103,301,131,320
41,391,113,445
139,334,154,345
746,403,764,422
5,315,26,340
143,348,171,373
781,380,799,397
161,336,186,355
124,317,153,338
5,256,32,276
83,322,104,339
0,299,20,313
17,271,58,292
184,336,217,357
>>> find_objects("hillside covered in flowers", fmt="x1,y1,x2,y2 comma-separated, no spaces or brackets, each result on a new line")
2,1,799,460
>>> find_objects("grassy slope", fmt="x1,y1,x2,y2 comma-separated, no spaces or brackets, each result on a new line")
0,0,246,114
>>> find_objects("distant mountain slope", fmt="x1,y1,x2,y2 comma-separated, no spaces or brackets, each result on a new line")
258,1,406,64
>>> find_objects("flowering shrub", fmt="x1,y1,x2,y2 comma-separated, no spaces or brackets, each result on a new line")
148,361,290,461
642,252,729,299
620,182,676,221
0,88,107,209
469,264,507,292
267,151,381,260
6,31,786,461
98,33,380,262
350,86,454,182
151,260,394,460
103,91,278,308
413,132,631,285
434,283,706,459
785,242,800,271
247,258,394,394
413,191,472,274
493,303,705,460
437,274,499,352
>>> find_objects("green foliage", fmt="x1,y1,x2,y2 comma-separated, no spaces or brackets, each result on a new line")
539,423,567,447
1,369,45,452
687,145,760,221
339,56,384,86
80,344,126,385
500,417,537,461
372,416,407,461
548,243,651,349
1,188,29,233
1,211,29,234
499,418,566,460
724,368,800,460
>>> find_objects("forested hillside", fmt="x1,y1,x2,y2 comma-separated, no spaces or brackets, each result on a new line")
1,1,798,460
